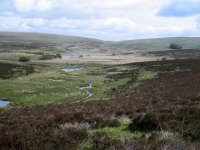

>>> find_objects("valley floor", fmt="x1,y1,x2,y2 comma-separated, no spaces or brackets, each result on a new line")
0,58,200,149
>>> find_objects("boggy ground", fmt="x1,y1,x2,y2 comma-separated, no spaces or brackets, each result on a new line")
1,59,200,149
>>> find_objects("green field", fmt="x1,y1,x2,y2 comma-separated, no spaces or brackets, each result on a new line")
0,64,102,107
0,62,132,107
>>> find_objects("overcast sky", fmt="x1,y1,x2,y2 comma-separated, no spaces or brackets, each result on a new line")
0,0,200,41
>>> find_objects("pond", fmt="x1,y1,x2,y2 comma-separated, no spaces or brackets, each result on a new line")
62,54,105,57
62,54,108,60
62,68,81,72
62,54,86,60
0,100,9,107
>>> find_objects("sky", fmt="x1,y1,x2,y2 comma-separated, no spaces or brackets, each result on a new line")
0,0,200,41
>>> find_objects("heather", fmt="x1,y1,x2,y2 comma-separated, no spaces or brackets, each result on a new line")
0,59,200,149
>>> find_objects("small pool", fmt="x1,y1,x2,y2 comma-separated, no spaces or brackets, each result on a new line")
62,68,81,72
0,100,9,107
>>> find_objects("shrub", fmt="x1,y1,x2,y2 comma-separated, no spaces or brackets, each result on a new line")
40,54,54,60
56,53,62,58
19,56,30,62
41,53,62,60
129,112,174,132
108,119,121,127
157,137,191,150
170,43,182,50
162,57,167,61
89,132,118,150
40,53,62,60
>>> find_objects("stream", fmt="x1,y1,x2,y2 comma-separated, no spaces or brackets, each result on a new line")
62,68,81,72
70,83,93,103
62,68,93,103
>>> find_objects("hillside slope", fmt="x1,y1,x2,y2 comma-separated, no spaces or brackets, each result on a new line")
0,32,200,53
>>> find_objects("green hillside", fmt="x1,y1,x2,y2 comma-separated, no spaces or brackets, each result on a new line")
113,37,200,51
0,32,200,53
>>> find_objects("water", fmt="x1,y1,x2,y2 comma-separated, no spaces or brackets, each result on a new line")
0,100,9,107
62,68,81,72
62,54,107,57
80,83,92,90
62,53,110,62
73,57,81,60
70,83,93,103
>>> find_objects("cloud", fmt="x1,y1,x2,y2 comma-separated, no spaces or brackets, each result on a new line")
18,23,30,30
196,16,200,30
46,17,198,40
48,18,138,32
157,0,200,17
0,24,8,30
13,0,52,12
28,18,44,27
9,0,167,19
0,0,199,40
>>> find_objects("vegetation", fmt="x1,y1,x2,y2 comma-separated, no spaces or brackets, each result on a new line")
1,32,200,149
1,59,200,149
0,62,34,79
40,53,62,60
170,43,182,50
19,56,30,62
147,49,200,59
0,32,200,54
161,57,167,61
0,65,98,107
26,51,44,55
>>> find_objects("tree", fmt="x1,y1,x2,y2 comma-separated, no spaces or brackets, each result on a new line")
170,43,182,50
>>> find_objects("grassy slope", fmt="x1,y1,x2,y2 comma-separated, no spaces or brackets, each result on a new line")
0,32,200,54
0,32,101,43
113,37,200,51
0,32,108,53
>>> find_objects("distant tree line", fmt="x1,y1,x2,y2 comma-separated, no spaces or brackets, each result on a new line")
170,43,182,50
19,53,62,62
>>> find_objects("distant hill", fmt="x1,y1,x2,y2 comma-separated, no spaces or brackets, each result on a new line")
0,32,200,53
114,37,200,51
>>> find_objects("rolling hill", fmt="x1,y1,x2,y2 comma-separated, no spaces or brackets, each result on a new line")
0,32,200,53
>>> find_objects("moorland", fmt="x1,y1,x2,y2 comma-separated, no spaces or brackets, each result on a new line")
0,32,200,149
